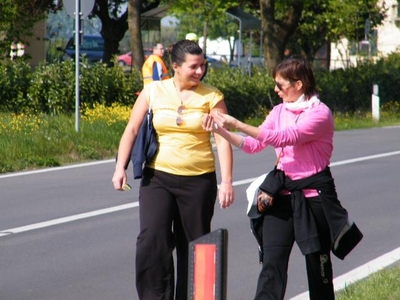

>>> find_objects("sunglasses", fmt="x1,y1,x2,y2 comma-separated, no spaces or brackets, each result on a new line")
176,105,185,126
274,81,292,91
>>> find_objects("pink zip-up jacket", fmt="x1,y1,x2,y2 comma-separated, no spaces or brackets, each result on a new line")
242,95,334,197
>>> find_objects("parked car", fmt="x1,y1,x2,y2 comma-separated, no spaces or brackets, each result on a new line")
117,52,132,66
57,35,104,63
117,48,152,66
205,55,226,69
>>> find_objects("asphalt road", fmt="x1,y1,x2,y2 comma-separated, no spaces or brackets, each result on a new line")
0,126,399,300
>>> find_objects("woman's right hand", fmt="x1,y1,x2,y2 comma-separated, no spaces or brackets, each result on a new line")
211,110,238,130
257,190,274,213
112,167,127,191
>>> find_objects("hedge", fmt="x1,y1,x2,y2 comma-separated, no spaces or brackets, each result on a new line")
1,53,400,119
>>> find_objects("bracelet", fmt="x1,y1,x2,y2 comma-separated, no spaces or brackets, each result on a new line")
221,181,232,185
237,138,244,149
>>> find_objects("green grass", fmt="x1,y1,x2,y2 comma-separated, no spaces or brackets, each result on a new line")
1,104,399,174
0,107,129,173
336,264,400,300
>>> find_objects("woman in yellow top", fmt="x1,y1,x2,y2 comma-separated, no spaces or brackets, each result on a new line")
112,39,234,300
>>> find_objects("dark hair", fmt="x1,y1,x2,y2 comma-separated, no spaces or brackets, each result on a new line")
152,42,162,49
170,40,203,66
273,55,318,99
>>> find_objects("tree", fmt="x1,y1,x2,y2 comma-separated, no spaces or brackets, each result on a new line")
78,0,160,68
0,0,160,68
127,0,143,72
259,0,303,70
1,0,385,72
0,0,59,58
126,0,161,72
208,14,242,62
168,0,238,55
257,0,385,71
175,5,241,61
92,0,129,66
290,0,385,68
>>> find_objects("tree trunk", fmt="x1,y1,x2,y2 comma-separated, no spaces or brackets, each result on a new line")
202,20,208,55
128,0,144,72
325,41,331,70
101,18,128,65
94,0,128,66
262,25,284,71
259,0,303,71
229,37,236,62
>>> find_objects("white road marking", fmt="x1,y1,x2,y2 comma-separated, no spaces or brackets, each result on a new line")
1,151,400,236
0,159,115,179
0,202,138,237
230,150,400,187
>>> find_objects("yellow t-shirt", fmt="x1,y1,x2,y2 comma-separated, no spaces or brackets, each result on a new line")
144,79,223,176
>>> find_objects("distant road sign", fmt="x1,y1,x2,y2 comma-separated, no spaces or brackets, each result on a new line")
64,0,95,19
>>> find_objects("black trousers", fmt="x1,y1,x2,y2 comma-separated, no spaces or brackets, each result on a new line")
135,168,217,300
254,195,334,300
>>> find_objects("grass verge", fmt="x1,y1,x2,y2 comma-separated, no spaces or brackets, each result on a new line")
336,263,400,299
0,103,130,173
1,103,399,174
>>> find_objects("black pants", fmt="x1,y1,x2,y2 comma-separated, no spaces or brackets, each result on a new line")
135,168,217,300
254,195,334,300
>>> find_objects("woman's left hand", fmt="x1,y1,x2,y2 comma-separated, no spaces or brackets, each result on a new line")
218,182,235,209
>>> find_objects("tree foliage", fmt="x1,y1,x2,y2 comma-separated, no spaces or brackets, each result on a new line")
0,0,60,57
167,0,238,55
0,0,161,67
246,0,385,70
169,0,385,70
172,3,241,60
291,0,385,65
0,0,387,73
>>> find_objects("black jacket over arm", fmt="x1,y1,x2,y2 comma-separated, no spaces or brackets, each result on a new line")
252,167,363,261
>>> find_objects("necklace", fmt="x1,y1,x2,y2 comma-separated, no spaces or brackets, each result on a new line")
173,80,186,126
172,80,184,105
172,80,197,103
172,80,198,126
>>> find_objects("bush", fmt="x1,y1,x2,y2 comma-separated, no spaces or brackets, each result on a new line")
317,54,400,113
0,58,142,115
0,60,32,113
28,60,75,114
1,54,400,118
205,66,278,120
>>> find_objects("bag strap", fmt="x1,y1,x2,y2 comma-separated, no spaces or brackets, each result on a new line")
148,83,156,112
275,112,301,168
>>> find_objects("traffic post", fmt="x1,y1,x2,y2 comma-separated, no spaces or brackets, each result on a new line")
188,228,228,300
63,0,95,132
372,84,380,122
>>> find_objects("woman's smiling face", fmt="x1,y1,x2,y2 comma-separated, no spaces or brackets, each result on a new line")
174,54,205,85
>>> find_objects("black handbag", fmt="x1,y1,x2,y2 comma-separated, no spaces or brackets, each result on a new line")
257,151,285,213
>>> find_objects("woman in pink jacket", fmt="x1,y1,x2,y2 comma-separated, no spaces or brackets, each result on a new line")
202,56,362,300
